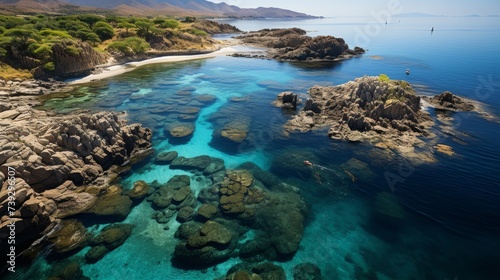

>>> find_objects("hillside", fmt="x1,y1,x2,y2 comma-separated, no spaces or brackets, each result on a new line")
0,0,315,17
0,0,87,14
0,14,240,80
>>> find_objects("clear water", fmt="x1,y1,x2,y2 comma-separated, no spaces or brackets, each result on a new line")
16,17,500,279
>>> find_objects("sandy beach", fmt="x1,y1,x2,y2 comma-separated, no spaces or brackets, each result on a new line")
69,46,240,85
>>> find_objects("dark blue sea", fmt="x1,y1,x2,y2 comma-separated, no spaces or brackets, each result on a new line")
16,17,500,279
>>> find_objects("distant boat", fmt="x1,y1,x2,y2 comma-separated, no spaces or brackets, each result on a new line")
431,27,434,34
406,69,410,75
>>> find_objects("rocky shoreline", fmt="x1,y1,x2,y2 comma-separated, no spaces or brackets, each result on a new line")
0,82,152,269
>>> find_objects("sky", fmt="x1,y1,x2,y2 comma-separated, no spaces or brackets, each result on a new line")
210,0,500,17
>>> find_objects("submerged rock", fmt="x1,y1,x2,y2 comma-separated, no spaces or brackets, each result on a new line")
166,122,195,138
173,220,237,267
226,262,287,280
155,151,178,164
47,219,90,255
434,144,455,156
48,260,90,280
127,180,150,200
85,223,134,263
293,262,323,280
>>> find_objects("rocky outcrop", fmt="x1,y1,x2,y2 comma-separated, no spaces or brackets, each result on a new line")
192,20,242,35
236,28,365,61
283,76,434,149
0,79,70,96
50,41,108,79
0,97,152,264
423,91,476,111
273,91,301,110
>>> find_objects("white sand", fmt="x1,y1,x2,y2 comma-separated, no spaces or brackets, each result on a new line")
69,47,239,85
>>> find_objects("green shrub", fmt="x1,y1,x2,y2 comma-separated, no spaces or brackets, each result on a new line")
188,28,207,37
93,21,114,41
160,19,180,29
378,74,390,82
65,45,82,56
108,36,150,56
43,62,55,71
39,29,72,39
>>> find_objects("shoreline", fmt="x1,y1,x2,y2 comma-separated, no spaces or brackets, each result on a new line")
69,46,240,85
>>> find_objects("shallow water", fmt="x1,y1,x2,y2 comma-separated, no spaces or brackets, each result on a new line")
14,17,500,279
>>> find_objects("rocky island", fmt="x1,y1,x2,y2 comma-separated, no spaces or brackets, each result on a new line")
235,28,365,61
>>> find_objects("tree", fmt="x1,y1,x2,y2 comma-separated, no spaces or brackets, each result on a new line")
135,20,154,40
108,37,150,56
118,22,135,36
93,21,114,41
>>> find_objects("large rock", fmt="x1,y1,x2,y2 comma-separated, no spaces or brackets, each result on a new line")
170,155,224,174
165,122,195,138
220,121,249,143
255,190,307,257
127,180,150,200
85,223,134,263
424,91,475,111
173,220,237,267
85,185,132,220
47,219,90,254
155,151,178,165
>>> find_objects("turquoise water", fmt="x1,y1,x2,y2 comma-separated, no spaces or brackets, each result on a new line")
14,17,500,279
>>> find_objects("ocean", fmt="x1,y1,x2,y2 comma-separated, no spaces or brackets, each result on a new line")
14,16,500,279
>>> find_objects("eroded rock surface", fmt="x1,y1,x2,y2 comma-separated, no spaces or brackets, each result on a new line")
0,98,151,262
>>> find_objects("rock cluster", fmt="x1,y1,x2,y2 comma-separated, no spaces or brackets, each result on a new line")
284,76,434,147
154,155,308,268
148,175,196,224
0,79,70,96
236,28,365,61
49,41,108,79
0,99,152,261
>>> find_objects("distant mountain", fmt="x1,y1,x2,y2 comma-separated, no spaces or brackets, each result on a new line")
62,0,315,18
0,0,92,14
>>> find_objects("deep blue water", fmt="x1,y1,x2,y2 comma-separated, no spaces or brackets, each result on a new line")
14,17,500,279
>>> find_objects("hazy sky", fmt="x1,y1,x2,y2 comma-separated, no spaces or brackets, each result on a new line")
210,0,500,17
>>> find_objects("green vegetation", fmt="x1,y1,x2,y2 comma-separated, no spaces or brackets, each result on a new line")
0,14,214,80
108,37,150,56
187,28,208,37
378,73,390,82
